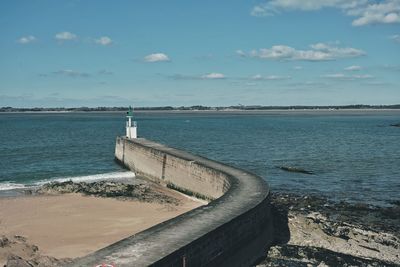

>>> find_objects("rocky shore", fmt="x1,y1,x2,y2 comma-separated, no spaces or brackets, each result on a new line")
36,180,181,205
257,192,400,267
1,235,72,267
2,181,399,266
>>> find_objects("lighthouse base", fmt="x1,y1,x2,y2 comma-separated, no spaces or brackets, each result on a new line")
126,126,137,139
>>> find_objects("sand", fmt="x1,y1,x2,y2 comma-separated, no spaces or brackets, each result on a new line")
0,191,203,264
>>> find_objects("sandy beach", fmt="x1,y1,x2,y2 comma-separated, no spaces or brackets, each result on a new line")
0,184,203,265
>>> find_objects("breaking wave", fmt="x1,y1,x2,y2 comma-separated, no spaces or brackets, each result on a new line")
0,171,136,191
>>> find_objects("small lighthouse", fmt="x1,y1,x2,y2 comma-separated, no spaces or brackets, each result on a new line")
126,106,137,139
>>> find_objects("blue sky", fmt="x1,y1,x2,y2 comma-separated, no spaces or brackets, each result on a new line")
1,0,399,107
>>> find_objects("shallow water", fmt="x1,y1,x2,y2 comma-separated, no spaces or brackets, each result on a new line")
0,111,399,206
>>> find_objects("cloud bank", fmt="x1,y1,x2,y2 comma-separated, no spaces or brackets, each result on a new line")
251,0,400,26
238,43,365,61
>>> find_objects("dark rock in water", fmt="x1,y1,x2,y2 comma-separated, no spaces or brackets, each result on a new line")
390,123,400,127
37,180,180,205
278,166,314,175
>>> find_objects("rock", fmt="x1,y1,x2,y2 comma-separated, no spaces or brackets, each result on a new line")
1,236,73,267
6,255,34,267
261,192,400,266
0,235,10,247
34,255,72,267
278,166,315,175
36,180,180,205
306,212,326,223
13,235,27,242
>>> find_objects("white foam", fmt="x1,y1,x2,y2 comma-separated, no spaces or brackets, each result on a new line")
36,171,136,185
0,171,136,191
0,182,27,191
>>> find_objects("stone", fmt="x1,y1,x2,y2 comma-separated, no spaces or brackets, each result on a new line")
6,255,34,267
0,235,10,247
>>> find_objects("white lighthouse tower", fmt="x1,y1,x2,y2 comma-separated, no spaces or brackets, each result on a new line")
126,106,137,139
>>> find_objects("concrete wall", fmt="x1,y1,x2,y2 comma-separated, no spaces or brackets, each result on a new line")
115,137,230,200
70,137,273,267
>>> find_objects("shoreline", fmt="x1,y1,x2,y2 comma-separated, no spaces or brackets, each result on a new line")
1,108,400,115
1,180,399,266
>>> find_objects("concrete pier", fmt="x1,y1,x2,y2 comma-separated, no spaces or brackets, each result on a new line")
69,137,273,266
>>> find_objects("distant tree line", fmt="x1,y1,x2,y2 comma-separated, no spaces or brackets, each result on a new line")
1,104,400,113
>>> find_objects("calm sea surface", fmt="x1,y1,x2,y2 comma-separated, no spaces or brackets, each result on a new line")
0,111,399,206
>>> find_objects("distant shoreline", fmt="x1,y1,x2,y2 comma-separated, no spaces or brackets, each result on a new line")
1,104,400,113
1,108,400,115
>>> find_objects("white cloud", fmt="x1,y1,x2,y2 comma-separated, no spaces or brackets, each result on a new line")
236,50,246,57
251,5,275,17
240,43,365,61
390,34,400,43
98,69,114,75
170,73,226,80
55,31,77,41
251,0,400,26
344,65,362,71
352,74,374,79
322,73,347,78
322,73,373,80
251,74,291,80
17,35,37,44
53,70,90,78
267,75,291,80
144,53,170,62
350,1,400,26
252,74,263,80
95,36,113,46
251,0,367,17
202,73,225,79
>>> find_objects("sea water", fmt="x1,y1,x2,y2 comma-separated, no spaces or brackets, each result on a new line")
0,111,399,206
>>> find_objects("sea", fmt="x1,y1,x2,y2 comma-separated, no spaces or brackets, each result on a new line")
0,111,399,206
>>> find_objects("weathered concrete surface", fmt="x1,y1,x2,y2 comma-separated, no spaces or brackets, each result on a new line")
69,137,272,266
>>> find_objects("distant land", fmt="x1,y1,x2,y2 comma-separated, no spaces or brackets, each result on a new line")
1,105,400,113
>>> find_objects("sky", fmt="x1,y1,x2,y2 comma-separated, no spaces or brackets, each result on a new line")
0,0,400,107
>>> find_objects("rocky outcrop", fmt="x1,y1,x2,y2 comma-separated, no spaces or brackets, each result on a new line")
257,192,400,267
37,180,180,205
1,235,72,267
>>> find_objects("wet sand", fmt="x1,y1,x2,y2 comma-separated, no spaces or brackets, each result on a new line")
0,188,203,264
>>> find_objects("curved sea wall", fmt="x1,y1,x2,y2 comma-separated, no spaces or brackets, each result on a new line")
70,137,273,267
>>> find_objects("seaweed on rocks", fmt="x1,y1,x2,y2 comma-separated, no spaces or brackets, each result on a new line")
259,244,399,267
256,192,400,267
269,192,400,236
37,180,180,205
